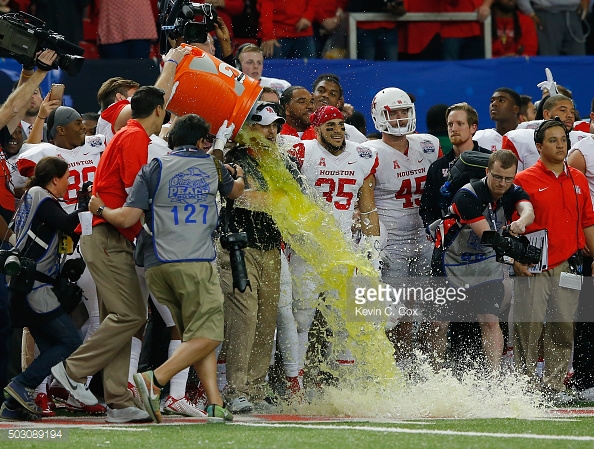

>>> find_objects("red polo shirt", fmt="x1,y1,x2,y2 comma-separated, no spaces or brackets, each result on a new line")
92,120,149,241
514,159,594,270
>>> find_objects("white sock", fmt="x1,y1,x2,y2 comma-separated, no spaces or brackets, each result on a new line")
35,376,50,395
297,331,309,372
128,337,142,385
167,340,188,399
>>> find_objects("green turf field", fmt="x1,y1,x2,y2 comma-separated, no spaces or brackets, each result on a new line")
3,415,594,449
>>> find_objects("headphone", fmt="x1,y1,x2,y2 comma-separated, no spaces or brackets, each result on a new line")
534,116,571,149
234,43,258,71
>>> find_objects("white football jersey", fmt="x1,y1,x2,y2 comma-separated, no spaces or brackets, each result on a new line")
289,140,378,236
569,135,594,204
502,128,590,171
366,134,439,242
345,123,367,144
18,135,105,213
474,128,505,152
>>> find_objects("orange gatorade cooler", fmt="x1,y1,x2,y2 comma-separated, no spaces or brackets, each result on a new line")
167,43,262,138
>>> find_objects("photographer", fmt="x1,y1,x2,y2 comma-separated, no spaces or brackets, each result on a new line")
513,119,594,404
432,150,534,373
87,114,244,424
1,156,83,421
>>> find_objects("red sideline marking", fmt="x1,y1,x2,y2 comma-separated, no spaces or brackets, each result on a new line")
551,408,594,416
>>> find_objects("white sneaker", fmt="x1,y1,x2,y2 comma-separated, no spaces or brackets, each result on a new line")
163,395,207,417
105,406,152,423
51,361,98,406
226,396,253,414
578,387,594,401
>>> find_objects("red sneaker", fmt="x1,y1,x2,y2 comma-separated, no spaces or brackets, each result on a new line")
35,393,56,417
64,395,106,415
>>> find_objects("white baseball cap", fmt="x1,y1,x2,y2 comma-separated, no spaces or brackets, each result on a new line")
247,101,285,126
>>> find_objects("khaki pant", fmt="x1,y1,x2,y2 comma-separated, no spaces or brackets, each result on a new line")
514,261,579,392
65,224,147,409
219,247,280,400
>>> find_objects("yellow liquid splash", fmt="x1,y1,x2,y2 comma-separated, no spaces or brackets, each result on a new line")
235,130,399,387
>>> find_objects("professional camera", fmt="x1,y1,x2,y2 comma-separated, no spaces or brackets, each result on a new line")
220,231,251,293
481,229,542,266
0,12,84,77
158,0,218,52
0,249,37,293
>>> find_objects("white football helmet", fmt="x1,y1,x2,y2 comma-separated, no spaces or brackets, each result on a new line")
371,88,416,136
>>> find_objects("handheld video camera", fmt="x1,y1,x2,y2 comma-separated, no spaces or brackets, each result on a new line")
481,229,542,266
0,249,37,293
220,231,251,293
158,0,218,53
0,12,84,76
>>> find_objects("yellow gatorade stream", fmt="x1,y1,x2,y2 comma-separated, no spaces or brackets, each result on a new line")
235,130,398,385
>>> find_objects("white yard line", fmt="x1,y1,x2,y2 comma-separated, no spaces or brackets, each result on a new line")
232,422,594,441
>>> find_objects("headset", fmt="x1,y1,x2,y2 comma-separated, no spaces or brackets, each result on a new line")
533,116,571,149
234,43,261,71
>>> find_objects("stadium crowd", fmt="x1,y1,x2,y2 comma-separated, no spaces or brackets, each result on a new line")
0,0,594,425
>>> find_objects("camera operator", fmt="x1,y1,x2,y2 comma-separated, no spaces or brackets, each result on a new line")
1,156,83,421
513,119,594,404
87,113,244,423
432,150,534,373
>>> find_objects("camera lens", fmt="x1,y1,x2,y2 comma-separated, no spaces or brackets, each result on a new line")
4,255,21,277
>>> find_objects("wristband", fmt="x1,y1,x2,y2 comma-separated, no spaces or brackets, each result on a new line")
37,115,47,120
166,59,179,66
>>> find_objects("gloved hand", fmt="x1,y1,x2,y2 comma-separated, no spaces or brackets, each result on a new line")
77,181,93,211
537,68,558,96
213,120,235,151
362,235,383,278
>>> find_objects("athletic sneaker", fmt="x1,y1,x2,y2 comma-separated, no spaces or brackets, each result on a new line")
0,401,42,421
4,380,41,415
163,395,207,417
64,395,106,414
133,371,162,423
226,395,253,414
206,404,233,423
48,383,69,403
105,406,151,423
128,382,144,410
35,393,56,417
51,361,98,406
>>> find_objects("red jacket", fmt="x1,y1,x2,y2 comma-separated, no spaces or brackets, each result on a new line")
257,0,317,41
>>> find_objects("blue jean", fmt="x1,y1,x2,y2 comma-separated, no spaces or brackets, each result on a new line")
272,37,316,59
356,27,399,61
12,307,82,389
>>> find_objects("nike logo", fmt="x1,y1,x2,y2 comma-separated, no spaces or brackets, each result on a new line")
83,152,90,156
418,159,424,163
66,375,78,390
347,161,356,164
538,187,548,192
